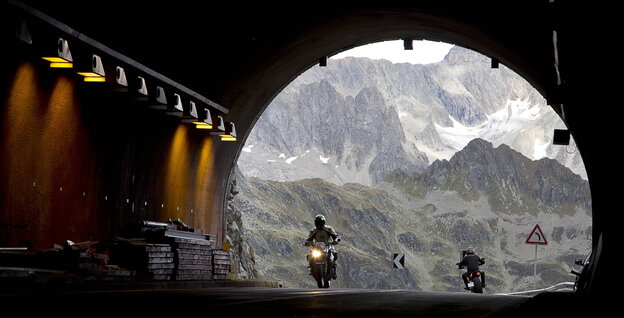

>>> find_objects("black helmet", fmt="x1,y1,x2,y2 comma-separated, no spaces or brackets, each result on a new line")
314,214,326,228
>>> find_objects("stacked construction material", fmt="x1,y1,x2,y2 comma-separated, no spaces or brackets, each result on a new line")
211,249,230,280
144,243,175,280
111,219,229,281
110,238,174,280
142,219,219,281
173,237,213,280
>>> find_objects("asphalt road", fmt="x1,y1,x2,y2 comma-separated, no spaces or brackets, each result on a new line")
1,286,588,317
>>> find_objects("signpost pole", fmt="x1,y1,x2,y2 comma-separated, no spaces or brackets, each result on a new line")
533,244,537,288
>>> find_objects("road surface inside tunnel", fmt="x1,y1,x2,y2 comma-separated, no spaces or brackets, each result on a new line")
2,286,580,317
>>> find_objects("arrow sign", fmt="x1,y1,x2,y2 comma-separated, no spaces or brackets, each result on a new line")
526,224,548,245
393,253,405,269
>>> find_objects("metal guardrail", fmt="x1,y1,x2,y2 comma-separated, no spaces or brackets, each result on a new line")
496,282,575,296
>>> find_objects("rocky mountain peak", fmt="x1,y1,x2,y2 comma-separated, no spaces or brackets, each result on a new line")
390,137,590,215
239,50,586,186
443,45,490,65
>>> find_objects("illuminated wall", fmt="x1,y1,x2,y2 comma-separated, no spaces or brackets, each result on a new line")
0,56,222,251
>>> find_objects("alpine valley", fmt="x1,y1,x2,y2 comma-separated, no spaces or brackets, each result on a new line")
225,45,592,294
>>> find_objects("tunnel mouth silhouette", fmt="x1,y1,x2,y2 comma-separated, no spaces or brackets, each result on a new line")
0,1,603,295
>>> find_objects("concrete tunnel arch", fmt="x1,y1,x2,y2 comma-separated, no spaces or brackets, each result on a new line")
220,5,601,293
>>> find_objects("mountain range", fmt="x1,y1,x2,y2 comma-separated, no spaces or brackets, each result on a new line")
226,45,591,293
238,46,587,186
230,138,591,292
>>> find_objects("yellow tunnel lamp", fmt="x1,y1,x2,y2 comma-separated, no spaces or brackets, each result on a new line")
219,122,237,142
42,38,73,68
204,114,226,134
193,108,214,129
77,54,106,82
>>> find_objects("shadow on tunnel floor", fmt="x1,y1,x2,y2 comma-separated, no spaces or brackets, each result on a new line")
486,292,609,318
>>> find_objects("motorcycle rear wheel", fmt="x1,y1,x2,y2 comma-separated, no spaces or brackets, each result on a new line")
471,277,483,293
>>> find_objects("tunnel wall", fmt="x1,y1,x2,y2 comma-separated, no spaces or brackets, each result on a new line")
0,48,226,251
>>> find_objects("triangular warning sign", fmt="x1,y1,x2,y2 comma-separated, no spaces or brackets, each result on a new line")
526,224,548,245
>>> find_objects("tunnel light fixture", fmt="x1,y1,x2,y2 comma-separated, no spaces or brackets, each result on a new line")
137,76,148,95
42,38,73,68
181,101,200,123
156,86,167,104
203,114,225,132
148,86,168,109
15,19,32,45
133,76,148,101
195,124,213,130
77,54,105,82
209,121,235,141
193,108,214,129
219,122,237,141
165,93,184,117
114,66,128,88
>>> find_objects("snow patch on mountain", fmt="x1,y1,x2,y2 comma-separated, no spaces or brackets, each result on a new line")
431,98,579,177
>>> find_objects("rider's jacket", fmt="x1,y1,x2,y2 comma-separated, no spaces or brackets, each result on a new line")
305,225,340,245
459,253,485,272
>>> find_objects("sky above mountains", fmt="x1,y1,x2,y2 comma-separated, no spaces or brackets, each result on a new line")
331,40,455,65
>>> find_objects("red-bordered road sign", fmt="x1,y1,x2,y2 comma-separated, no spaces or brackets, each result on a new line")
526,224,548,245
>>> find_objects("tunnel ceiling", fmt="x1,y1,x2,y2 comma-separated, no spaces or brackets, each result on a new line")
19,0,563,118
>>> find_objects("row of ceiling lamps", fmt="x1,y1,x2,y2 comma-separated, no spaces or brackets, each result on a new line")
13,16,237,142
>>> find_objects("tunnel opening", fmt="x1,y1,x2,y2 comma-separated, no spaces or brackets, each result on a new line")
230,40,592,294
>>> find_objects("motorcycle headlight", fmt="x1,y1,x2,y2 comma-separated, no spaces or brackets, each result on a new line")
312,250,322,258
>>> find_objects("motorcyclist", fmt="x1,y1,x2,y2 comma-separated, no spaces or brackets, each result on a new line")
304,214,341,279
457,247,486,289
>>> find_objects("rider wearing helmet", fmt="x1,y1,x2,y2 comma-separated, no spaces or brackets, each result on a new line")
458,247,486,289
305,214,341,279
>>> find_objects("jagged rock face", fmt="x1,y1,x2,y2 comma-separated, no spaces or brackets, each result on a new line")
391,138,591,216
232,140,592,292
225,175,258,280
238,46,587,185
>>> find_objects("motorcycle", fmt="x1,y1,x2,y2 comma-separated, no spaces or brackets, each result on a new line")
457,250,485,294
306,241,336,288
462,270,484,293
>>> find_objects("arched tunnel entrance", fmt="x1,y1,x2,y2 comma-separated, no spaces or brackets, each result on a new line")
0,0,616,302
232,40,592,293
219,4,608,295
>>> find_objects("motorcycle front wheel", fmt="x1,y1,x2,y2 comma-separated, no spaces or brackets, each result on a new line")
315,264,325,288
